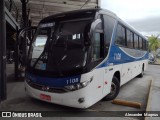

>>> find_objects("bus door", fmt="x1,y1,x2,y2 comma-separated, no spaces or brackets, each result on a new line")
91,17,105,96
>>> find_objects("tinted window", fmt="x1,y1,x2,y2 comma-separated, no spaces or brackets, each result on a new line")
139,37,143,49
134,34,138,49
31,19,92,76
143,39,148,50
116,24,126,46
126,30,133,48
146,41,148,50
143,39,146,50
103,15,116,55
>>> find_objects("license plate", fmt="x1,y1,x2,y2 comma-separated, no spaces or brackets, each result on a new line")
40,94,51,101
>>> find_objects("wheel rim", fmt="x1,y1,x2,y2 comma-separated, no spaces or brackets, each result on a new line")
109,82,117,96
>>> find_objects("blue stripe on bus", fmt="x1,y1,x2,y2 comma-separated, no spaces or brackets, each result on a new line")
96,45,148,68
25,73,81,88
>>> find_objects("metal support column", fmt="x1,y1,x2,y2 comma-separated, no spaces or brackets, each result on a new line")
15,26,19,80
21,0,27,67
0,0,7,101
97,0,101,8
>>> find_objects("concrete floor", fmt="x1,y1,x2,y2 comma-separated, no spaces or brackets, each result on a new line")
145,65,160,112
0,64,160,120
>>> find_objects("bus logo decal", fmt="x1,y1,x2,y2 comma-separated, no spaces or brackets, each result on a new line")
114,53,121,60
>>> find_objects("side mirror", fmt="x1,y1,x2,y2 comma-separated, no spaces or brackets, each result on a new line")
84,19,102,46
18,26,37,62
18,26,37,43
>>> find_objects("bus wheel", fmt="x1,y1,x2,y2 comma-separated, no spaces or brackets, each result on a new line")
138,67,144,78
103,76,120,101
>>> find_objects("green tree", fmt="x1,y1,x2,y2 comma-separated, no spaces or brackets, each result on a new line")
148,35,160,54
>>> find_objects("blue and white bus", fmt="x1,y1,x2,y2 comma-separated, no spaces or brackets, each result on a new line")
24,8,148,108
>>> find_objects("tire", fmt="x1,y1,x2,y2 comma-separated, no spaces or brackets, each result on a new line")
138,66,144,78
103,76,120,101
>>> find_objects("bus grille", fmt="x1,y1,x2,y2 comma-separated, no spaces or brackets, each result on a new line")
26,80,67,93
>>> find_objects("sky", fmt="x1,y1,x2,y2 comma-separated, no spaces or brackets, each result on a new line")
101,0,160,36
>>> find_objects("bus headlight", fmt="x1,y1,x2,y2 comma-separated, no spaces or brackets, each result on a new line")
64,77,93,91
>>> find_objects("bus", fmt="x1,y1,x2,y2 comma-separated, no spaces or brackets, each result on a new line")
24,8,148,108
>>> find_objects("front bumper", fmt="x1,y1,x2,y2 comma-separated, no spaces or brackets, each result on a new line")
25,80,93,108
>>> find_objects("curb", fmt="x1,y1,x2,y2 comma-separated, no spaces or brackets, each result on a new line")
149,63,160,65
145,79,153,120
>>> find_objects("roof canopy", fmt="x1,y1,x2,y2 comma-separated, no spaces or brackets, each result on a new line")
14,0,100,26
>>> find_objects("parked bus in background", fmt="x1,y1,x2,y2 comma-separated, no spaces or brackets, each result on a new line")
22,8,148,108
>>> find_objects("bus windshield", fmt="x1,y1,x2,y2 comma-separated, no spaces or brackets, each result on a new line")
29,19,92,77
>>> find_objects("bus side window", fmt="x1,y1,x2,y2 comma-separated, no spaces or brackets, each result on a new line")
126,30,134,48
146,41,149,50
143,39,146,50
115,24,126,46
139,37,143,50
134,34,139,49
